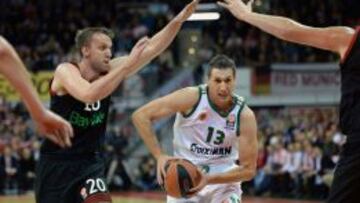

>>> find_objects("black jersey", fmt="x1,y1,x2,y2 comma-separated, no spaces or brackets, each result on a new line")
340,27,360,135
40,69,111,156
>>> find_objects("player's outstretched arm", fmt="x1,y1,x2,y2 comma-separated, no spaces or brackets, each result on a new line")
218,0,355,60
110,0,200,77
132,87,199,186
190,106,258,193
54,37,149,103
0,36,73,147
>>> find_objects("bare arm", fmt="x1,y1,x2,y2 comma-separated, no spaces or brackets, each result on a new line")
0,36,73,147
0,36,46,120
54,38,149,103
54,63,128,103
132,87,199,159
218,0,355,59
110,0,199,77
132,87,199,185
207,106,258,184
61,0,199,103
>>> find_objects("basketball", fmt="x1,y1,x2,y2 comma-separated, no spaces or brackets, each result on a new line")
163,159,202,198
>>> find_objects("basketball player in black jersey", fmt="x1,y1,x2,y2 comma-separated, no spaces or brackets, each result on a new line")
219,0,358,202
0,36,73,147
35,1,199,203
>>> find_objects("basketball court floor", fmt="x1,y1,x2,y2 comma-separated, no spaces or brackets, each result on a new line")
0,192,324,203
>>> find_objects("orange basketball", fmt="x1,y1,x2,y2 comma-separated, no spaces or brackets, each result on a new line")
163,159,202,198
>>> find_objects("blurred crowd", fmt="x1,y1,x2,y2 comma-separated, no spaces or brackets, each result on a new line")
0,95,158,194
244,107,343,200
199,0,356,66
0,97,39,194
1,0,358,70
0,0,179,97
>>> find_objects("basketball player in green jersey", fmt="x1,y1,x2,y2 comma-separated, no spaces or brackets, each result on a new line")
133,55,258,203
218,0,357,202
0,36,73,147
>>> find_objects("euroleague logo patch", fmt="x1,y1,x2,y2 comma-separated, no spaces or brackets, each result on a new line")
80,187,88,199
225,114,235,130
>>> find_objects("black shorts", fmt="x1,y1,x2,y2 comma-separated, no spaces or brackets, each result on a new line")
35,153,111,203
327,137,360,203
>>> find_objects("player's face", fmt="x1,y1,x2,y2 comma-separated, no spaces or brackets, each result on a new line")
207,68,235,107
86,33,113,73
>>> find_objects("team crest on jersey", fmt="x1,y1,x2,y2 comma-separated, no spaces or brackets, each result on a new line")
225,114,236,130
198,111,208,121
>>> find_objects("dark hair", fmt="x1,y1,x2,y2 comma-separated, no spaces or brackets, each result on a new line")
75,27,114,56
207,54,236,78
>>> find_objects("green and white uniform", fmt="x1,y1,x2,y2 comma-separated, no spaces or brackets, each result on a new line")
168,85,245,203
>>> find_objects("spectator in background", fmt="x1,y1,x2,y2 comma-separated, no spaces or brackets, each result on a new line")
18,147,35,193
135,155,157,191
0,146,19,194
105,127,132,191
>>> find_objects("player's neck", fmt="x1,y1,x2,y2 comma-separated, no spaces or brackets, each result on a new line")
78,60,102,82
209,94,233,113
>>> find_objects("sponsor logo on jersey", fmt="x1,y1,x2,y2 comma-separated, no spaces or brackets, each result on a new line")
69,111,105,128
225,114,236,130
190,143,232,156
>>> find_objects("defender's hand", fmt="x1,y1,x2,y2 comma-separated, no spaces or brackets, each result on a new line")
126,36,149,68
175,0,201,23
35,110,73,148
218,0,254,20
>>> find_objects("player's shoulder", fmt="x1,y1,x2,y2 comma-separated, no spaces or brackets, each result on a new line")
177,85,207,98
338,26,357,42
343,26,356,35
0,37,12,56
55,62,79,74
233,93,246,105
178,86,198,95
174,86,204,116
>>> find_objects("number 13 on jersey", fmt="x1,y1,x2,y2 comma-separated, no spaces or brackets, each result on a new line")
206,126,225,145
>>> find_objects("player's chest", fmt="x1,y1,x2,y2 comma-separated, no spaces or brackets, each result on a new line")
190,109,238,145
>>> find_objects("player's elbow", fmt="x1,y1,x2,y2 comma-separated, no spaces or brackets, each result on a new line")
132,109,145,125
240,164,257,181
247,168,257,180
81,92,99,104
132,108,153,126
0,36,10,57
278,21,306,43
241,168,256,182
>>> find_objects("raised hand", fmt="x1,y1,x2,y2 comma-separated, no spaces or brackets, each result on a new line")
218,0,254,20
175,0,201,23
125,36,150,68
